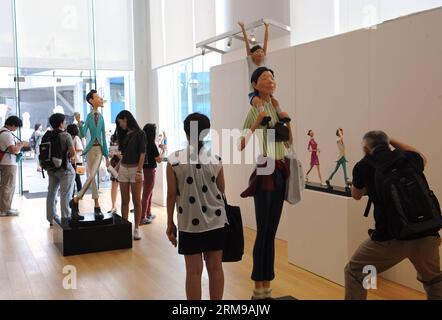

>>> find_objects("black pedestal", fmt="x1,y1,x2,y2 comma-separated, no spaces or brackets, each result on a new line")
274,296,297,300
305,182,351,197
53,213,132,256
69,212,114,228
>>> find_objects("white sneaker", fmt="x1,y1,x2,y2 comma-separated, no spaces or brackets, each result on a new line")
6,210,19,216
133,228,142,241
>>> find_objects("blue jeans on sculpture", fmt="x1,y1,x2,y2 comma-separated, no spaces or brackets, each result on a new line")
47,169,75,223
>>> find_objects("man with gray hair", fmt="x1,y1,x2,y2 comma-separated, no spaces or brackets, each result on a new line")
345,131,442,300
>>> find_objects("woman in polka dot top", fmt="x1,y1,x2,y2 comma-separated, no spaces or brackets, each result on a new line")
166,113,228,300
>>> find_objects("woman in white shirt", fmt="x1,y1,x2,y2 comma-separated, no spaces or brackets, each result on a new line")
166,113,227,300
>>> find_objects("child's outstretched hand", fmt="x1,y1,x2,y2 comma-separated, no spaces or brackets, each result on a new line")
238,21,245,28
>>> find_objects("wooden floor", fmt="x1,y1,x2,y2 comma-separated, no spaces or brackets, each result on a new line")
0,190,426,300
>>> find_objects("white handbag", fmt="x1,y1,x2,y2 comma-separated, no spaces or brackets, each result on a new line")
285,146,305,205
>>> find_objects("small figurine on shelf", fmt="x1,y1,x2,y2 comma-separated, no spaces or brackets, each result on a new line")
306,130,325,186
161,131,168,153
326,128,352,190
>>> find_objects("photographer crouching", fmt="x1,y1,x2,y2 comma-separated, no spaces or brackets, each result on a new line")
346,131,442,300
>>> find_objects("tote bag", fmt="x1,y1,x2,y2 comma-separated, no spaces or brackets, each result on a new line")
285,146,305,205
222,196,244,263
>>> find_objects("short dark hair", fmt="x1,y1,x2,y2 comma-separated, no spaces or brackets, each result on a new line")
49,113,66,129
67,124,79,137
251,45,264,53
336,128,343,136
5,116,23,128
307,130,313,137
251,66,274,85
34,123,42,131
363,131,390,151
86,90,98,106
184,113,211,152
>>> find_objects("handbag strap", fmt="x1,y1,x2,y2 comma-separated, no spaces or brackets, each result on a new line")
0,129,18,154
222,193,228,207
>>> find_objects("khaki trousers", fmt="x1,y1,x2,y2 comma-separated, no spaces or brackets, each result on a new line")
345,236,442,300
0,165,17,212
77,146,102,200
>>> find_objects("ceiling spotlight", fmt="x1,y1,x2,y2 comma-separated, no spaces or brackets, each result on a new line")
227,37,233,48
250,29,256,43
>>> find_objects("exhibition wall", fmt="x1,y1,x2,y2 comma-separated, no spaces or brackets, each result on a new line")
211,6,442,291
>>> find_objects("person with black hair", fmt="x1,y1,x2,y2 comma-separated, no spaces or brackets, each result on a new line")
238,21,269,92
238,21,289,126
70,90,109,221
67,124,84,196
0,116,29,216
166,113,227,300
140,124,165,225
239,67,293,300
116,110,146,240
46,114,77,226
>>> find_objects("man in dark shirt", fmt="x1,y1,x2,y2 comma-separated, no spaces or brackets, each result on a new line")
345,131,442,300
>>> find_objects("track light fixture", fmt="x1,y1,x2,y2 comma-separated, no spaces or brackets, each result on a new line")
250,29,256,43
227,37,233,48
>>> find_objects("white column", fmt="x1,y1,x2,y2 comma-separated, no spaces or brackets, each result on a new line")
132,0,158,126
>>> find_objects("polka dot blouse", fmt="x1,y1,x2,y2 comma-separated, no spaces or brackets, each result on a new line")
169,146,227,233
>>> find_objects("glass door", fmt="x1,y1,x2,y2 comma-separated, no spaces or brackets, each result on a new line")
13,0,96,195
16,69,95,194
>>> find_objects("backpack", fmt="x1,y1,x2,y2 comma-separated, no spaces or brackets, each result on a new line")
364,151,442,240
39,130,67,174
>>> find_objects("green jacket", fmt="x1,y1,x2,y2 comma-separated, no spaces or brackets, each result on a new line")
79,112,109,157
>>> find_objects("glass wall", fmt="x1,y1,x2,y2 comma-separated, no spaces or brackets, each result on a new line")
0,0,135,194
157,53,221,153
